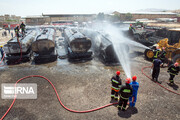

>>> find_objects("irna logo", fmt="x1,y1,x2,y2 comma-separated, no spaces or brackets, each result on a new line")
1,83,37,99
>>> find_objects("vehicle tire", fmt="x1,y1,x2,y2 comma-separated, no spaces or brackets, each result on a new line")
172,54,180,64
144,49,154,61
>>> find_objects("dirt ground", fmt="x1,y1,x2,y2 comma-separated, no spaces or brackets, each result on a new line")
0,29,180,120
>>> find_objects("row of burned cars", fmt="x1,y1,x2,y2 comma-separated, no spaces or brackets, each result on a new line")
2,26,120,65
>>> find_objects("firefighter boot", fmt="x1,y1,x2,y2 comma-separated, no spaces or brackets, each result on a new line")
122,107,126,111
117,105,122,111
170,81,174,86
155,78,161,84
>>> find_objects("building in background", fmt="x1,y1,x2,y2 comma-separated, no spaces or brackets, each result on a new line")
25,16,48,25
42,13,96,24
24,14,96,25
112,11,178,21
0,14,21,27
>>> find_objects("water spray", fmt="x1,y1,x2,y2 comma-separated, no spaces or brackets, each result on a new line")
102,24,132,78
89,23,149,78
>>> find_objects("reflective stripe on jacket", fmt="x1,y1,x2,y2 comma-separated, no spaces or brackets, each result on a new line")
153,49,160,58
168,64,179,75
111,75,122,90
119,83,133,99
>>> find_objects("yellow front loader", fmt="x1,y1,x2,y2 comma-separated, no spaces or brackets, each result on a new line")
144,28,180,64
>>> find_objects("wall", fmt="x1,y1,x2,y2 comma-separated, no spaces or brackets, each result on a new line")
26,18,46,25
119,13,177,21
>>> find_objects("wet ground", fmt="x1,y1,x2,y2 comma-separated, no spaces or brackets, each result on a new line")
0,26,180,120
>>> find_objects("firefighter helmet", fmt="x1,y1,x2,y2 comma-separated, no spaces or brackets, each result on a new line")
116,71,120,75
126,78,131,84
174,62,179,67
132,76,137,81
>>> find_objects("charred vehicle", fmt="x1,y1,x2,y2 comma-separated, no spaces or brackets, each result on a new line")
129,23,167,46
31,28,57,63
79,29,119,64
3,30,37,63
63,28,92,60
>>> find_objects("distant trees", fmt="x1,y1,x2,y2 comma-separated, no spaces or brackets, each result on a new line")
96,12,133,22
112,14,120,21
125,13,132,21
96,12,105,21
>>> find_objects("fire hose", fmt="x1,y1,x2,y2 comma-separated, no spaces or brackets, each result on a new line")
141,66,180,95
1,68,179,119
1,37,117,119
0,53,5,67
0,75,117,120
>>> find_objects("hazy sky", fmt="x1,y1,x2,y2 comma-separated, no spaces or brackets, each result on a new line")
0,0,180,16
